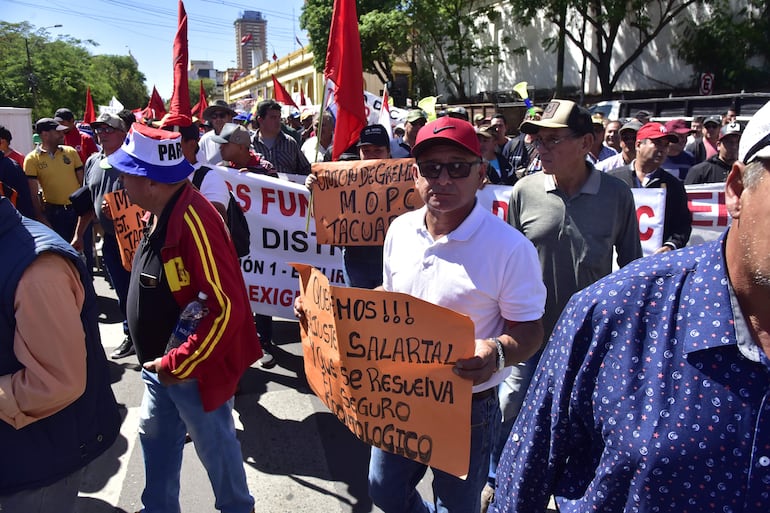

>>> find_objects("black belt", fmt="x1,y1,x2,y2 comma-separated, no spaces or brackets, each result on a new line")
472,387,496,400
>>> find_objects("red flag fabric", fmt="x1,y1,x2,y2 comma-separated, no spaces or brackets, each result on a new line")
300,88,307,106
168,0,192,125
147,86,167,120
272,52,278,62
271,74,298,109
191,80,208,120
324,0,366,160
83,86,96,124
240,33,253,46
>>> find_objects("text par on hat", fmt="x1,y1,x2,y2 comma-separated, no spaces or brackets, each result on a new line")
104,123,193,183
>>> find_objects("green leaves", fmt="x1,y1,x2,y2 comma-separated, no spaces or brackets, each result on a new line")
674,0,770,91
0,21,148,120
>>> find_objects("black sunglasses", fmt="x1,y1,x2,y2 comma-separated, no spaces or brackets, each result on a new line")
417,160,481,179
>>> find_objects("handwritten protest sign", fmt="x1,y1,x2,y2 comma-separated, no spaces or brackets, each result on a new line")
103,189,145,271
310,159,424,246
293,263,474,478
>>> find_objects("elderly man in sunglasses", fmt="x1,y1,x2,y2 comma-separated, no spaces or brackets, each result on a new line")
197,100,237,166
367,116,547,512
481,100,642,511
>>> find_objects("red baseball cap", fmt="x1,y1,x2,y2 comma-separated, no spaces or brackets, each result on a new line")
664,119,693,135
412,116,481,158
636,122,678,143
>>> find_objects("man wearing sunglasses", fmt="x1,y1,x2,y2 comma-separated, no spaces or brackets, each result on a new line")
483,100,641,511
197,100,237,167
368,116,547,513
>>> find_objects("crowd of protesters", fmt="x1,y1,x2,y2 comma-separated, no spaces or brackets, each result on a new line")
2,93,769,513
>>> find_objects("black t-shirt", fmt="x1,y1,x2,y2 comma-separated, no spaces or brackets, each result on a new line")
126,188,184,363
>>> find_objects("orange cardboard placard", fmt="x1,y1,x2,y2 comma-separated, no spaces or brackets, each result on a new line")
292,263,474,478
310,159,424,246
103,189,145,271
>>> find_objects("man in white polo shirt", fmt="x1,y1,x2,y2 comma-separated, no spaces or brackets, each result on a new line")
369,116,546,512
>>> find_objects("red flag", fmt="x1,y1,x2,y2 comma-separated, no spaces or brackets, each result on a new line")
167,0,192,125
240,33,253,46
324,0,366,160
272,52,278,62
83,86,96,124
191,80,208,120
147,86,167,120
300,88,307,106
271,74,298,108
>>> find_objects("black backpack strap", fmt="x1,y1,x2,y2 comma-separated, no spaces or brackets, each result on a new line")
192,166,211,190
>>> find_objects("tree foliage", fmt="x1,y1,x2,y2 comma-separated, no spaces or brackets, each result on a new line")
506,0,707,98
300,0,411,85
189,78,217,107
300,0,506,101
674,0,770,91
410,0,509,101
0,21,148,120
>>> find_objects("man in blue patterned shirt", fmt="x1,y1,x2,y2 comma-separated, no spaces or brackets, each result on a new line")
491,100,770,512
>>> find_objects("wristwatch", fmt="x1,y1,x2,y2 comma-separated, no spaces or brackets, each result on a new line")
492,337,505,372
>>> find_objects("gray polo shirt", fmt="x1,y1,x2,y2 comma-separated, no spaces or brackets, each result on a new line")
508,166,642,339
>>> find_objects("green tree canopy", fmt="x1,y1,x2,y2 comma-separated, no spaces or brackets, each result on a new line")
300,0,506,101
506,0,708,98
675,0,770,91
300,0,411,85
0,21,148,120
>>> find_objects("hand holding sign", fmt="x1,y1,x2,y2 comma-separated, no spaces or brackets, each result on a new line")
293,263,475,478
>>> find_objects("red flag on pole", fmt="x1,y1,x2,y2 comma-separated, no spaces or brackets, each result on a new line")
147,86,167,120
167,0,192,125
83,86,96,124
324,0,366,160
191,80,208,120
271,74,298,108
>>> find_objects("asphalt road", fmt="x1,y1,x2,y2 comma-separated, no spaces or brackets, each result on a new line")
75,270,390,513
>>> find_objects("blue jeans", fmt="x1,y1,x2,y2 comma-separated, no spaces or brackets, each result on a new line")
101,233,131,335
342,246,383,289
488,352,539,484
138,370,253,513
368,391,500,513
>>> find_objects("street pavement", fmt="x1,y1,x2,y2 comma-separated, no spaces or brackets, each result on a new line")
75,270,391,513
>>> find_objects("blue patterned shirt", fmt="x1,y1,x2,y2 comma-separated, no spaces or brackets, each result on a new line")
492,233,770,513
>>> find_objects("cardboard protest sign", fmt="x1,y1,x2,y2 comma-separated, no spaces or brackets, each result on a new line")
103,189,145,271
310,159,424,246
293,263,474,478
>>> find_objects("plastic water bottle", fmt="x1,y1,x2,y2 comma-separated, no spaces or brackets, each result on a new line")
165,291,209,353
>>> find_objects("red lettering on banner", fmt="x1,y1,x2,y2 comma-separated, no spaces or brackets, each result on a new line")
637,205,654,241
688,192,729,227
261,188,309,217
491,200,508,220
248,285,300,306
231,183,252,212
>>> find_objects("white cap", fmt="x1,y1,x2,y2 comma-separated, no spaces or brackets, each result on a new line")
739,100,770,164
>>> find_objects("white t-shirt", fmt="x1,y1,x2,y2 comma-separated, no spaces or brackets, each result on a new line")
196,130,222,167
301,135,330,163
383,201,546,392
188,163,230,209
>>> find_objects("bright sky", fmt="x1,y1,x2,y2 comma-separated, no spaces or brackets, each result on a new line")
6,0,307,101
